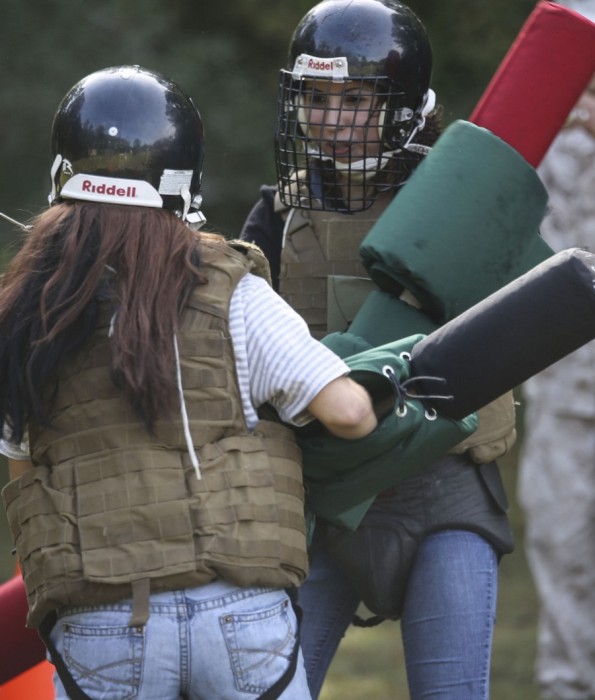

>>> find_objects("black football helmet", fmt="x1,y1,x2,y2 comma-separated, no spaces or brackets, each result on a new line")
275,0,434,212
49,65,205,222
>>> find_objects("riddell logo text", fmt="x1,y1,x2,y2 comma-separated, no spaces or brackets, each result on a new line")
308,59,335,71
82,180,137,197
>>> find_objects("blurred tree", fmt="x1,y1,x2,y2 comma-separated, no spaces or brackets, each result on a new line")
414,0,536,118
0,0,536,248
0,0,315,242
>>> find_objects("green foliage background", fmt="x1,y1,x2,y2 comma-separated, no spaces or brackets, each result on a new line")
1,0,535,243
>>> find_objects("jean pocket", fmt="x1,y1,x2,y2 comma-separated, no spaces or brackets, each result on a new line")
220,593,297,695
58,620,144,700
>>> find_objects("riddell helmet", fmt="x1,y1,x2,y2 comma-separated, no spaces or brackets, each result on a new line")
275,0,434,212
50,65,205,221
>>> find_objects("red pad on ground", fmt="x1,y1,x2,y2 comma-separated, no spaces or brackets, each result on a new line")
0,576,46,685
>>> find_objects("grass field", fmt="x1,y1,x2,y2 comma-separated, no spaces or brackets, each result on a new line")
0,430,542,699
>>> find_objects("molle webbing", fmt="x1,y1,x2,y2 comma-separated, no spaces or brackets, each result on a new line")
5,243,307,628
278,196,390,339
4,421,306,628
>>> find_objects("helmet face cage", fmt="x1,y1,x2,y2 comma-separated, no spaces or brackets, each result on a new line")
275,69,413,213
275,0,432,214
49,65,205,220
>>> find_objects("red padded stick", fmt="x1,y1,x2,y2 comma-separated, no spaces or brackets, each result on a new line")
470,1,595,166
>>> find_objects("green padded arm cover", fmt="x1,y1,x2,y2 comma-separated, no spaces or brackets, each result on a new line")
359,120,553,324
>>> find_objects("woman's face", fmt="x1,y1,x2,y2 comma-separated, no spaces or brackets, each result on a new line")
298,79,383,162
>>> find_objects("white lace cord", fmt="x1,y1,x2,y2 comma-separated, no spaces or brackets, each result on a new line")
173,333,201,479
0,211,31,231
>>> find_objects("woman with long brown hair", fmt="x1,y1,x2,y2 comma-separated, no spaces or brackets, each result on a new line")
0,65,376,700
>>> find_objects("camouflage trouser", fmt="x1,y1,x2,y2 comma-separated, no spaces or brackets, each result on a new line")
518,406,595,700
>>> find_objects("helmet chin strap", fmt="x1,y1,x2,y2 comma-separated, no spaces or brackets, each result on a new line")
331,152,399,180
180,187,207,230
48,155,74,205
49,154,63,205
403,88,436,150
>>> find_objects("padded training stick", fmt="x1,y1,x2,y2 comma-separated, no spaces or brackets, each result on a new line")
470,0,595,167
409,248,595,420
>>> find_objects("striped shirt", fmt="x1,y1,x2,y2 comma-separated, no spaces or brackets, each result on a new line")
230,273,348,429
0,272,349,459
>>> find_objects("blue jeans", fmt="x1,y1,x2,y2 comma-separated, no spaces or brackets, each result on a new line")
49,580,311,700
299,530,498,700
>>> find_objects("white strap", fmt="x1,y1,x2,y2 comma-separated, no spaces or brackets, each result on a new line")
173,333,201,479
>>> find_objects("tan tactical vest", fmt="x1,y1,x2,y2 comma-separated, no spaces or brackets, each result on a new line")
276,196,516,463
3,240,308,629
278,192,393,339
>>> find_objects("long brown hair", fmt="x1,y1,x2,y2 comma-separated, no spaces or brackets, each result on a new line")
0,200,218,441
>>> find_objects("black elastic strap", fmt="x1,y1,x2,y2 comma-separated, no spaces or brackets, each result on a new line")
39,612,94,700
352,613,385,628
257,588,303,700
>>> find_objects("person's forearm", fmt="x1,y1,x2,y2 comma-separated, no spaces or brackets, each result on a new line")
308,376,377,439
326,405,377,439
